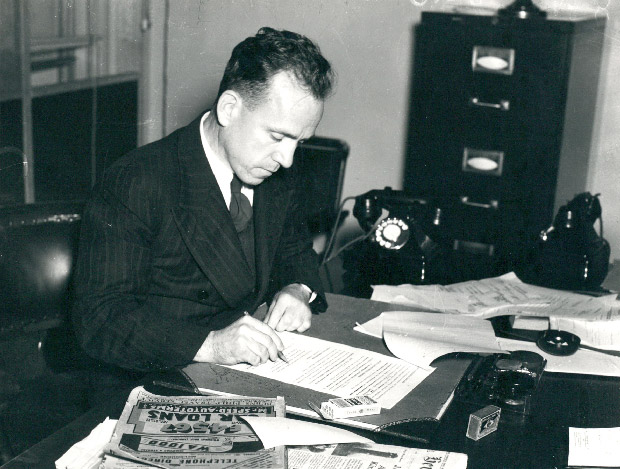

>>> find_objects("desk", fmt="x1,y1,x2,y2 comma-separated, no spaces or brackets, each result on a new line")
3,294,620,469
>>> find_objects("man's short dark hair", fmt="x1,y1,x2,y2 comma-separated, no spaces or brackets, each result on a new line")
217,27,334,108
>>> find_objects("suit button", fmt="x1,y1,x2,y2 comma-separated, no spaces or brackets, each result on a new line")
197,290,209,302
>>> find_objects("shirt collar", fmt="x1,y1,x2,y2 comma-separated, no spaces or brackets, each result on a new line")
199,111,253,207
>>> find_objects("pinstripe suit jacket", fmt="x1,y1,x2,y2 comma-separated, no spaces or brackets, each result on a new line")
71,115,326,373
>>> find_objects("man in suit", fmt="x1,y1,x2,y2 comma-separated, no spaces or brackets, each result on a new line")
72,27,333,392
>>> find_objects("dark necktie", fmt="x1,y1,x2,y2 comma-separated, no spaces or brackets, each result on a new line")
229,174,252,232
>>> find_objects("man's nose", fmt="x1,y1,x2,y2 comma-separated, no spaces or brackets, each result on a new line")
273,142,297,169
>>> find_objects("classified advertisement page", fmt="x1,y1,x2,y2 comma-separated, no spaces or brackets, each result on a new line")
104,387,286,469
288,443,467,469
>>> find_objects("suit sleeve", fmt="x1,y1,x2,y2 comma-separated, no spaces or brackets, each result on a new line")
71,157,213,372
269,171,328,313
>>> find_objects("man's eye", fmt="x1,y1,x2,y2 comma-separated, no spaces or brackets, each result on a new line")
271,134,284,142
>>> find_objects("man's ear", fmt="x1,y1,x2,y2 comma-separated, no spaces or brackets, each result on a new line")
216,90,241,127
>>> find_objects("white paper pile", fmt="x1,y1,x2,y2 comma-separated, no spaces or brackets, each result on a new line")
55,417,117,469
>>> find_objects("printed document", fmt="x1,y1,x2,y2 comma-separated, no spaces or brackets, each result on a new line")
226,332,434,409
552,316,620,351
288,443,467,469
568,427,620,467
371,272,620,320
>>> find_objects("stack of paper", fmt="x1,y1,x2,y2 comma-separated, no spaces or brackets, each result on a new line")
371,272,620,351
55,417,117,469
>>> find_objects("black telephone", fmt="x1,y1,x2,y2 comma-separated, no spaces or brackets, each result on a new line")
516,192,610,290
341,187,450,296
352,187,442,254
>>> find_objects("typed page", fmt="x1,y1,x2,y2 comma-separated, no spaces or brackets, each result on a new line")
227,332,433,409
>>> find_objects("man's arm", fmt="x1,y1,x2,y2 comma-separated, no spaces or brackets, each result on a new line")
72,161,212,372
263,172,328,331
73,155,291,371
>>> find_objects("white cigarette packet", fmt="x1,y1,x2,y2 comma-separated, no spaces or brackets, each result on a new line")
320,395,381,419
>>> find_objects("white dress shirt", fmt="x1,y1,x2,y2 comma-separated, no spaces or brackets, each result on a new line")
199,111,254,208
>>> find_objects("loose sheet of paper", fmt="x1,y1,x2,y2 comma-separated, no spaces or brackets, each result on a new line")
552,316,620,350
226,332,433,409
371,272,620,321
497,336,620,376
382,311,503,369
568,427,620,467
354,311,502,369
288,443,468,469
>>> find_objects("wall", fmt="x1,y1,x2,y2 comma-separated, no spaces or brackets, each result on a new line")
160,0,620,261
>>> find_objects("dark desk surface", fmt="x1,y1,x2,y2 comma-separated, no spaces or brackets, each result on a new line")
3,294,620,469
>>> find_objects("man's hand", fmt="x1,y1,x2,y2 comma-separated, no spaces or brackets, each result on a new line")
193,314,285,366
264,283,312,332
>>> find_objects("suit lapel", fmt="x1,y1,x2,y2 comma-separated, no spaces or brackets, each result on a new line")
171,116,255,307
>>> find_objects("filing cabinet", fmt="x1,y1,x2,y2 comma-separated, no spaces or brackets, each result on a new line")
404,9,606,281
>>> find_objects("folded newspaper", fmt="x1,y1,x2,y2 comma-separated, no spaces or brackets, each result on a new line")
103,386,287,469
56,386,468,469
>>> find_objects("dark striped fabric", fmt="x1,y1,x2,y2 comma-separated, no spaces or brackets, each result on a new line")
71,115,326,373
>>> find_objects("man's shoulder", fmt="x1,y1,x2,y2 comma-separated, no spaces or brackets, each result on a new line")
92,135,183,216
105,131,181,186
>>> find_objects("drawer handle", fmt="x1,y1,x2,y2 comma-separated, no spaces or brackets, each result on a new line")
453,240,495,256
460,196,498,210
469,97,510,111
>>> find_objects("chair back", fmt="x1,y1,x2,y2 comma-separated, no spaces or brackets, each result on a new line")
295,136,349,235
0,202,83,339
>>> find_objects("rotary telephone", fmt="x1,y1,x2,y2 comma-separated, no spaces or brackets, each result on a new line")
352,187,442,254
342,187,451,294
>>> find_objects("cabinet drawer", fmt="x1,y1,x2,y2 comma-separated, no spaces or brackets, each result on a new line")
442,197,499,243
413,23,569,133
441,197,528,256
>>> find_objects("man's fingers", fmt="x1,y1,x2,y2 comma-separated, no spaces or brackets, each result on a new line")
240,315,284,355
296,316,312,333
265,302,286,331
243,339,272,365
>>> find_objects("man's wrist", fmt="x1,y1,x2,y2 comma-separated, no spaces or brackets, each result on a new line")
297,283,317,303
193,332,215,362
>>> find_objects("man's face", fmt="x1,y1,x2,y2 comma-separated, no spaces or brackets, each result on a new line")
220,71,324,186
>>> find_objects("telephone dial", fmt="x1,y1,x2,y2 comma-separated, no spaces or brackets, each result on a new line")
352,187,443,254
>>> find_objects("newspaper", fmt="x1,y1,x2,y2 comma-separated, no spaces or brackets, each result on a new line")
288,443,467,469
102,443,468,469
101,454,152,468
104,387,286,469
